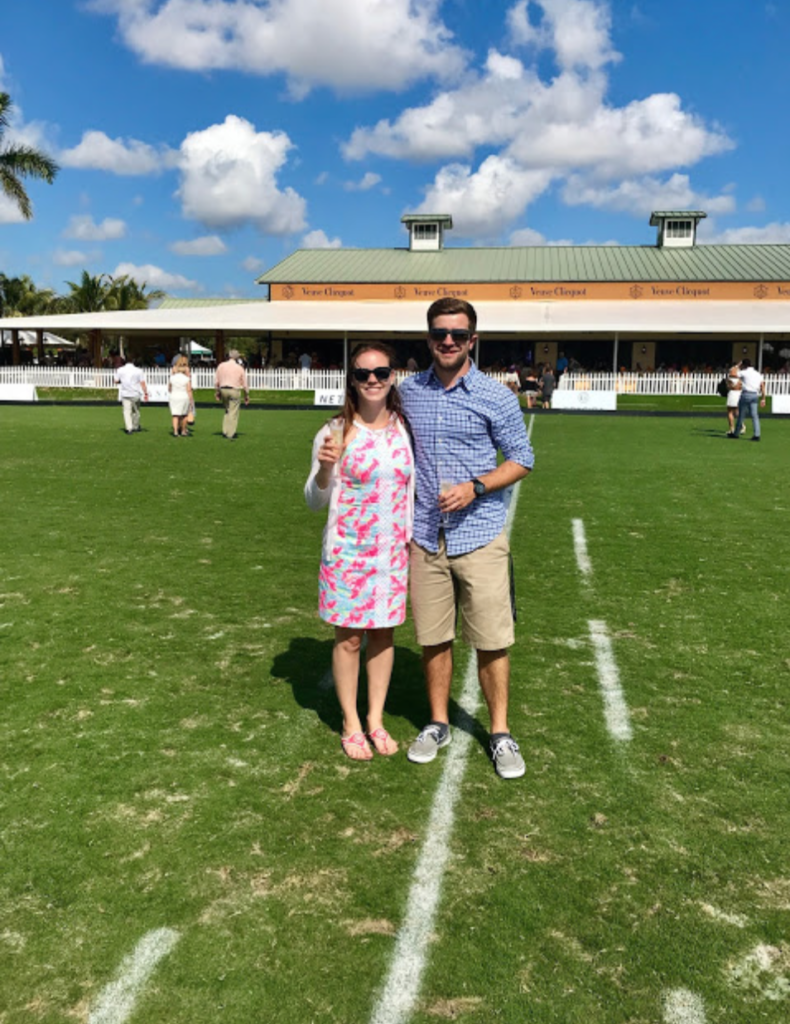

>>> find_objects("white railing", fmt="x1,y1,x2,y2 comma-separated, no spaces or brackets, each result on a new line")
14,365,790,396
559,372,790,396
0,366,509,391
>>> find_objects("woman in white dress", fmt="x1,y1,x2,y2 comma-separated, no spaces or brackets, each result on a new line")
168,355,193,437
725,363,742,436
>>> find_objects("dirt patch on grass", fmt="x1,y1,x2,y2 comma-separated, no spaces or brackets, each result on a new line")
423,996,483,1018
344,918,396,937
755,878,790,911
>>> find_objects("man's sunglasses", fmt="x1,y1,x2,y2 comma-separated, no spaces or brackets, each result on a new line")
429,328,472,343
351,366,393,383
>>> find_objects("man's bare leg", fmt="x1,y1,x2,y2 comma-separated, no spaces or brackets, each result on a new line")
422,640,454,723
477,648,510,735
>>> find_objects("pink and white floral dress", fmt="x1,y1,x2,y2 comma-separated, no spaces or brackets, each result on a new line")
305,416,414,629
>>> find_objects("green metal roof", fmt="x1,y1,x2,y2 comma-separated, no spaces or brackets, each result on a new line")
257,243,790,285
157,297,269,309
401,213,453,226
650,211,707,224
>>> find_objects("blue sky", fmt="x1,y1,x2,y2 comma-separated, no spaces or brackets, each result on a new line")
1,0,789,299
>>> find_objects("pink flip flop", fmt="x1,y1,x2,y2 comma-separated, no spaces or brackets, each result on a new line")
341,731,373,761
367,728,399,756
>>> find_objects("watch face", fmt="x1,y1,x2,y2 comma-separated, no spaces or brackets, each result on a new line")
473,479,486,496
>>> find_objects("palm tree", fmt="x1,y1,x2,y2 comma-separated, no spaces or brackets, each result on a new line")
63,271,113,312
0,93,58,220
0,273,57,317
107,274,166,311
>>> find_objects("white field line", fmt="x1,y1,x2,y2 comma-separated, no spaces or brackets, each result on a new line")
369,414,534,1024
588,619,633,742
663,988,707,1024
88,929,180,1024
571,518,592,578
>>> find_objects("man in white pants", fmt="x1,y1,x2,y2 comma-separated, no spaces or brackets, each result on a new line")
115,356,149,434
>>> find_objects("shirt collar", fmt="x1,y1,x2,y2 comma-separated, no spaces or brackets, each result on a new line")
427,358,477,392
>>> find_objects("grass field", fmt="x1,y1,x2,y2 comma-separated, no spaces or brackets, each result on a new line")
1,403,789,1024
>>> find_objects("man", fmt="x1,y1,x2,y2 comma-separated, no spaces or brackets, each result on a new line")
214,348,249,439
729,358,766,441
114,355,148,434
399,298,534,779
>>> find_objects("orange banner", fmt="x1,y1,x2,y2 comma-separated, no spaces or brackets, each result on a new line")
271,281,790,302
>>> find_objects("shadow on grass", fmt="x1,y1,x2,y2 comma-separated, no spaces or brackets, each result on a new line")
270,636,489,749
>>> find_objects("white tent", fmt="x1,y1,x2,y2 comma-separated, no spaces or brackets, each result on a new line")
0,329,75,347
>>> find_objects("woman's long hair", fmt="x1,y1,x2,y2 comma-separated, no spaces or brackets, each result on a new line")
334,343,405,439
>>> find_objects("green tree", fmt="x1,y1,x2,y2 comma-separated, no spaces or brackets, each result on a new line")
0,93,58,220
107,274,166,310
0,273,57,316
63,271,113,312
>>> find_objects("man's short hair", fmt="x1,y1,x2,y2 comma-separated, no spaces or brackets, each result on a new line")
741,358,751,368
228,349,241,360
426,297,477,335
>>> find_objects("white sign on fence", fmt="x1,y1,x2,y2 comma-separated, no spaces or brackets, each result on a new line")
314,389,345,407
772,395,790,415
552,390,617,411
0,384,38,402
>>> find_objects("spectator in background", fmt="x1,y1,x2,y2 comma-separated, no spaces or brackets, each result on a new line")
725,363,742,436
168,355,193,437
214,348,249,440
540,364,556,410
114,355,149,434
521,366,539,409
556,351,569,376
504,365,520,396
730,358,766,441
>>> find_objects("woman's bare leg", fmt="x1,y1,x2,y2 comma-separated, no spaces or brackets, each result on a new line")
365,627,398,752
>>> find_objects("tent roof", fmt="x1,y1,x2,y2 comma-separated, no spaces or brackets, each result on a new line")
0,299,788,336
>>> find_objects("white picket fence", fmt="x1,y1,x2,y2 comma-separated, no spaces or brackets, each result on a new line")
2,365,789,395
559,372,790,396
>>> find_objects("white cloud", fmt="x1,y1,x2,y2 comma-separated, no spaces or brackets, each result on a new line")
562,173,736,217
63,214,127,241
241,255,265,273
53,249,98,267
417,156,553,238
60,130,174,175
508,0,620,71
344,172,382,192
509,227,574,245
176,115,307,235
746,195,766,213
86,0,467,96
170,235,228,256
0,194,27,224
703,222,790,245
112,261,199,291
302,229,342,249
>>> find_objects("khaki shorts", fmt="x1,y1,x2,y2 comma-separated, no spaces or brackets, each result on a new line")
409,531,514,650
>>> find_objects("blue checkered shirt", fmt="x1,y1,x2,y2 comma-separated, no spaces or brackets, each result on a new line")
399,361,534,555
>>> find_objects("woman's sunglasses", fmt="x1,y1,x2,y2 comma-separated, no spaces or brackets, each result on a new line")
351,366,393,383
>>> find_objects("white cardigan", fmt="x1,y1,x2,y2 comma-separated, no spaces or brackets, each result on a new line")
304,416,415,562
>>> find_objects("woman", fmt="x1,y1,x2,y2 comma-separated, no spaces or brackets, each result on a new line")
521,366,539,409
168,355,193,437
305,344,414,761
725,363,743,436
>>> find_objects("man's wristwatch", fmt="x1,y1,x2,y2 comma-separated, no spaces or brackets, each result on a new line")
471,478,486,497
